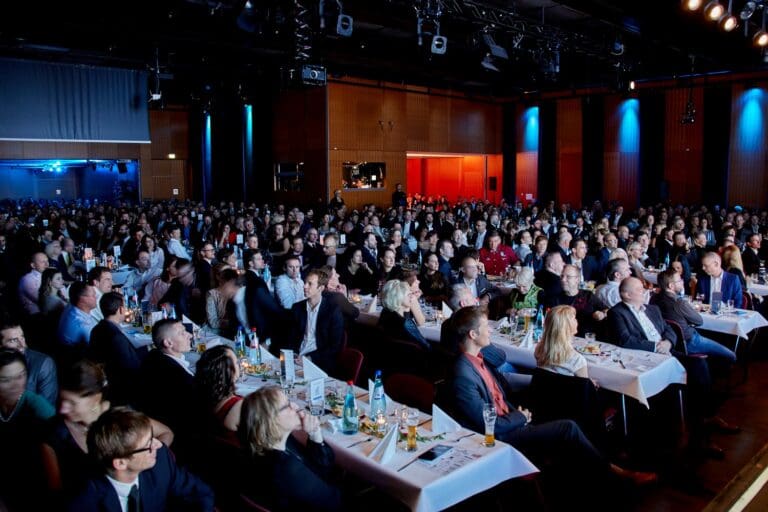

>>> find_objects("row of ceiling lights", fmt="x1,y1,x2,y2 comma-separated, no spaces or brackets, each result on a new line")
682,0,768,46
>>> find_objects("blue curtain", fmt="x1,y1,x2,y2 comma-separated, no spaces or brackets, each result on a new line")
0,58,149,142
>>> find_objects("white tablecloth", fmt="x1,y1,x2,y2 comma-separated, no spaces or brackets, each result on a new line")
748,282,768,297
699,309,768,338
643,270,659,285
235,371,538,512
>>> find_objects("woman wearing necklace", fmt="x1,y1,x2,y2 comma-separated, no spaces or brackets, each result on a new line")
40,360,173,496
0,348,55,509
238,386,342,512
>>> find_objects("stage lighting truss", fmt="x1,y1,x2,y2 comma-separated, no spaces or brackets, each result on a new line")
686,0,768,51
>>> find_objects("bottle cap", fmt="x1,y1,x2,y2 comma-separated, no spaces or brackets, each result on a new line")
347,380,354,385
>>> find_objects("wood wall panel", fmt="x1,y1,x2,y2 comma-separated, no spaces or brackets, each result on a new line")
603,96,639,210
555,98,583,207
664,88,704,204
516,152,538,201
728,83,768,208
406,93,430,152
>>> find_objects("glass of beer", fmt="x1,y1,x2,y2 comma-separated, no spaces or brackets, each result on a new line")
406,408,419,452
142,312,152,334
521,308,535,331
482,403,497,447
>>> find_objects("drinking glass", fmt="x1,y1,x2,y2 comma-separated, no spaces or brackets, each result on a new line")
310,397,324,417
406,408,420,452
611,349,622,364
584,332,596,343
482,403,497,447
726,299,735,314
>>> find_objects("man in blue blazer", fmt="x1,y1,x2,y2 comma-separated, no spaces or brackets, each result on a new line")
449,306,656,485
696,252,743,308
68,407,214,512
284,270,344,376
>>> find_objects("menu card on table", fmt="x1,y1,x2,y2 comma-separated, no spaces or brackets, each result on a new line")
280,349,296,382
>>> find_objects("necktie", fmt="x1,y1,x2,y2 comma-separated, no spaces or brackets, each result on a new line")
128,484,140,512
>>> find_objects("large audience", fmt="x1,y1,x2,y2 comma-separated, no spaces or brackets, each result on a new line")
0,191,765,510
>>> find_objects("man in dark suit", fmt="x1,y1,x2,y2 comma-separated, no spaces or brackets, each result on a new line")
437,239,455,281
67,407,214,512
139,319,197,458
452,255,501,306
534,252,565,305
245,249,284,342
569,239,600,283
742,234,762,277
606,277,676,353
696,252,743,308
450,306,655,485
360,232,380,270
120,225,144,267
0,322,58,407
88,292,146,406
284,270,344,375
195,242,216,295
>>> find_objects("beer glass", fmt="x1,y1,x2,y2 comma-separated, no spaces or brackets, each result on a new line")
482,403,497,447
406,408,419,452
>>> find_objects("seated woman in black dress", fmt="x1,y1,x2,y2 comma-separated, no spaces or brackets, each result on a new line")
377,279,429,349
338,248,376,295
238,386,342,512
419,253,450,305
41,360,173,496
375,247,404,284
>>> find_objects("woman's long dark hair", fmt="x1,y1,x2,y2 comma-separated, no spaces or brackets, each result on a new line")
195,345,237,407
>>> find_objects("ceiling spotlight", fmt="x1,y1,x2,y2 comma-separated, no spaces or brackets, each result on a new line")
481,53,501,72
682,0,703,10
754,30,768,46
629,80,636,91
431,35,447,55
740,1,757,20
336,14,353,37
482,32,509,60
704,1,725,20
610,37,625,56
720,12,738,31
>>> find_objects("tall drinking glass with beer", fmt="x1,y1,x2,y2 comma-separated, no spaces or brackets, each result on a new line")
406,408,419,452
482,403,497,447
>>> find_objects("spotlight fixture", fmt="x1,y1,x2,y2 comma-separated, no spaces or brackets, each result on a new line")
629,80,636,91
704,1,725,20
755,8,768,46
740,1,757,19
482,32,509,60
431,35,447,54
719,0,738,32
610,37,625,56
682,0,703,10
336,14,353,37
481,53,501,72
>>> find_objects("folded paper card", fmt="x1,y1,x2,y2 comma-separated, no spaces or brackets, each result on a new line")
260,345,278,362
368,424,398,464
431,404,462,434
442,302,453,319
367,296,378,313
303,357,328,381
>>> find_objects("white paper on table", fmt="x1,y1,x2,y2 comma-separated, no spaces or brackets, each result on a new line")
496,316,511,328
442,302,453,319
521,329,535,348
205,337,223,349
303,356,329,381
367,296,378,313
323,417,342,434
368,424,398,464
260,345,278,362
281,349,295,381
368,379,392,412
431,404,462,434
309,378,324,404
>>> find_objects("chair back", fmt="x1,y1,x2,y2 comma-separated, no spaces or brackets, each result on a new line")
664,318,688,355
743,291,753,311
335,348,364,384
384,373,435,413
529,368,600,436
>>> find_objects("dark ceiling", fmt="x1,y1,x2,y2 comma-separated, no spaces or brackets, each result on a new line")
2,0,768,103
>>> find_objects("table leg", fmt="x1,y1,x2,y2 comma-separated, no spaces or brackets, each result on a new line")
621,395,628,437
678,388,686,434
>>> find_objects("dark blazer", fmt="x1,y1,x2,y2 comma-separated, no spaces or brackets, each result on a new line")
377,308,430,350
67,445,214,512
139,350,197,447
361,247,379,270
523,252,546,273
88,320,145,406
245,270,284,340
452,354,528,439
606,302,677,352
579,255,601,283
650,291,702,343
322,291,360,323
285,298,344,375
437,255,453,281
534,269,563,303
451,273,501,302
742,247,761,276
26,349,58,407
695,271,743,308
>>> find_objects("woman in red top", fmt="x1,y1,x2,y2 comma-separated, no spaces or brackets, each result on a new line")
195,345,243,446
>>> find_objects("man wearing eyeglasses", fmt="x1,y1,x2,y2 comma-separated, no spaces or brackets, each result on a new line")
68,407,214,512
0,323,58,406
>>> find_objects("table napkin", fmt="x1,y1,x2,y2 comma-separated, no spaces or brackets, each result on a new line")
323,418,342,434
260,345,278,362
442,302,453,319
520,329,536,348
431,404,462,434
368,424,398,464
366,296,378,313
303,356,329,381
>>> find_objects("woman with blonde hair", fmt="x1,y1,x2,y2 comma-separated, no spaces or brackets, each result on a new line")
534,305,588,378
238,386,341,511
722,244,748,288
377,279,428,349
507,266,542,313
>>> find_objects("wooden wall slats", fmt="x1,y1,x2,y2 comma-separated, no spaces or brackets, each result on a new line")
555,98,583,206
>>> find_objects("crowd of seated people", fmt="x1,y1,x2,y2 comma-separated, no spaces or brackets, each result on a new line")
0,194,766,509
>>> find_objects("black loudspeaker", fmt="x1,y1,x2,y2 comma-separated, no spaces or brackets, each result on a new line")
488,177,497,191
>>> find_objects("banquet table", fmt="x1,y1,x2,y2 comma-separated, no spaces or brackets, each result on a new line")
698,309,768,339
234,358,538,512
747,281,768,297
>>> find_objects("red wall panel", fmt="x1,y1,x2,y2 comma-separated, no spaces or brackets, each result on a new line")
556,98,583,207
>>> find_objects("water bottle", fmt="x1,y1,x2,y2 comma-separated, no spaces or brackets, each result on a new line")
760,261,766,285
534,306,544,341
369,370,387,418
234,327,246,358
342,381,359,435
262,265,272,291
248,328,261,365
167,303,177,320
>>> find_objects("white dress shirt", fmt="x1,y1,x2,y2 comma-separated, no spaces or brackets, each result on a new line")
626,303,662,343
164,353,194,376
300,298,322,356
105,475,139,512
275,274,305,310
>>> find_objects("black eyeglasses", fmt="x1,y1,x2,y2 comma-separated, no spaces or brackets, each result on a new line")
124,429,156,457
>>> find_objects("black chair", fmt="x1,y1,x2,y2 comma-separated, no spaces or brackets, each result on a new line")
664,318,690,355
528,368,601,438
